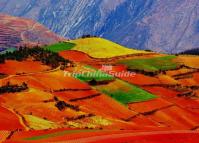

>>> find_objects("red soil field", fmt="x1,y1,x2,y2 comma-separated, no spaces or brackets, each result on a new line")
71,94,137,120
59,50,93,62
0,60,50,75
88,131,199,143
142,86,180,99
147,106,199,129
53,90,100,101
0,76,49,90
178,78,198,87
94,64,127,73
193,72,199,84
0,106,24,130
0,90,85,123
1,52,199,142
0,69,92,91
142,86,199,114
31,71,90,90
120,73,160,85
128,98,173,113
129,114,160,127
5,130,199,143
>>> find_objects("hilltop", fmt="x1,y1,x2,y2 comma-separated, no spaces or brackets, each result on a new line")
45,37,148,58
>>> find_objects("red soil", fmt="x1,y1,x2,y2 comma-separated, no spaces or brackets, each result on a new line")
0,60,50,75
0,76,49,90
178,78,198,86
142,86,180,99
54,90,100,101
193,73,199,84
121,73,160,85
0,90,84,123
148,106,199,129
89,131,199,143
0,106,24,130
128,98,173,113
1,70,91,90
5,130,199,143
31,71,90,90
130,114,159,127
71,94,137,120
59,50,93,62
143,86,199,114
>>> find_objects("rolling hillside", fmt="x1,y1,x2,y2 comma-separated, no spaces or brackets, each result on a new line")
0,37,199,142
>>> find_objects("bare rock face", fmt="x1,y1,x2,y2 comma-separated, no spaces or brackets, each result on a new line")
1,0,199,53
0,14,64,49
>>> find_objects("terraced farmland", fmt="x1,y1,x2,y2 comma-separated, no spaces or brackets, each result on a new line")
0,38,199,143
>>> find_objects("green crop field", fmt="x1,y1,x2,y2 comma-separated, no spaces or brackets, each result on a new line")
96,80,156,104
119,55,178,72
44,42,76,53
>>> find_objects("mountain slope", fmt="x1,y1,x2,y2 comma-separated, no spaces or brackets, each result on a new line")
1,0,199,53
0,14,63,49
1,40,199,142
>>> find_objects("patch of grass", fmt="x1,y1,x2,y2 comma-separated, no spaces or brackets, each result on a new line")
44,42,75,53
119,55,178,72
96,80,156,104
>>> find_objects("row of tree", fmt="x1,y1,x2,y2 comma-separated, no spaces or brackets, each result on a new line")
0,82,28,94
0,46,71,69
